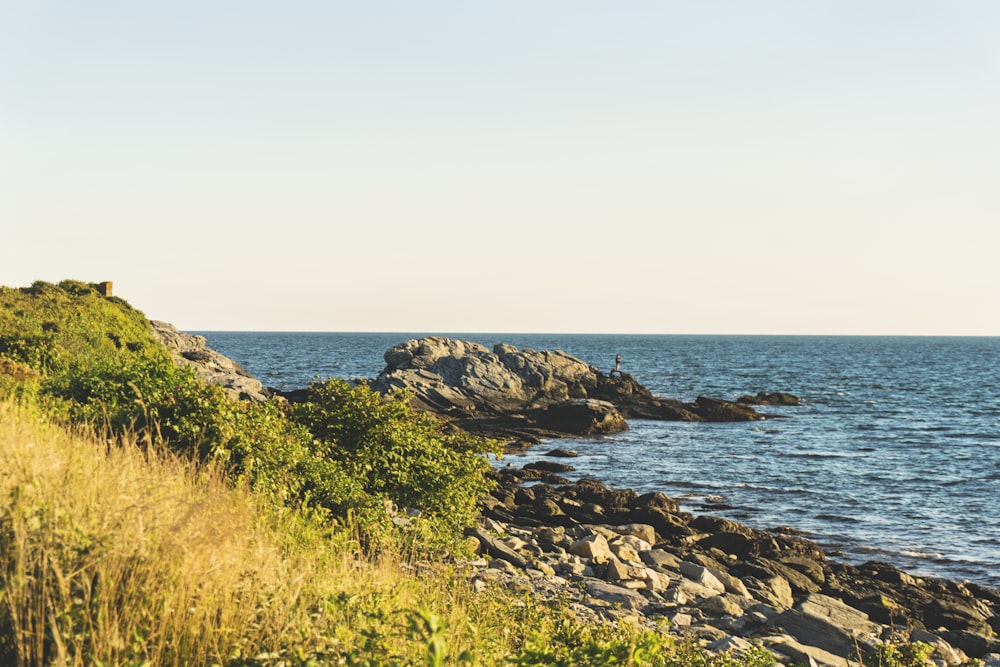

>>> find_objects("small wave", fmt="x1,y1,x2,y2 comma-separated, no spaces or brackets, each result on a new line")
662,480,714,490
816,514,856,524
733,483,816,497
944,432,1000,440
784,451,851,459
699,502,737,510
899,549,945,560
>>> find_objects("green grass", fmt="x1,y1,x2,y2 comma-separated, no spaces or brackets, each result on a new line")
0,397,786,666
1,280,499,552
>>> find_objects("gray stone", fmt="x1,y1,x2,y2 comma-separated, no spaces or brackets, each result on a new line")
663,587,689,605
700,565,752,599
671,612,694,627
743,556,822,595
981,653,1000,667
699,595,747,617
570,534,612,562
610,542,641,563
529,399,629,435
612,533,653,554
772,593,880,658
585,581,649,611
707,636,756,655
468,527,528,569
604,559,632,582
488,558,519,574
688,625,730,642
151,320,269,401
680,561,727,594
767,634,849,667
556,558,589,577
641,549,682,572
744,575,794,609
613,524,657,546
639,568,672,591
909,629,968,666
528,560,556,577
676,579,721,601
503,536,527,551
533,526,570,549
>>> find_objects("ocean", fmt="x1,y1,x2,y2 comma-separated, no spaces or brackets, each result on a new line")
194,332,1000,588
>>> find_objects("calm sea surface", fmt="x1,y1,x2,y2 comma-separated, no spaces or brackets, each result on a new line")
195,332,1000,588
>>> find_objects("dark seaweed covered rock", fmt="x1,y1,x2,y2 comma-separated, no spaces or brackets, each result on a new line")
737,391,803,406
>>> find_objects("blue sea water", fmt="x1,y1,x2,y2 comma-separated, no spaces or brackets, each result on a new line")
195,332,1000,588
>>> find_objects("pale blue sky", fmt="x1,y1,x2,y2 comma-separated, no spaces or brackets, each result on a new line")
3,2,998,333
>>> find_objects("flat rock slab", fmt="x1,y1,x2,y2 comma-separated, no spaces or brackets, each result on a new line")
773,593,879,658
768,635,850,667
585,581,649,611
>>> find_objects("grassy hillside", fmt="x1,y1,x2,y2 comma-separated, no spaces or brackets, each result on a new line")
0,280,498,549
0,399,533,665
0,280,792,665
0,280,164,375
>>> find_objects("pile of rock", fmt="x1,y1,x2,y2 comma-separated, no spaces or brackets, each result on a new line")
369,337,776,447
149,320,269,402
462,467,1000,666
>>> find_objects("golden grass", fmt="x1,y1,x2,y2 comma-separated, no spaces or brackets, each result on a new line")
0,399,510,666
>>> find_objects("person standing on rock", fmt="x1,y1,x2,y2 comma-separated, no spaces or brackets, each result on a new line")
612,354,622,376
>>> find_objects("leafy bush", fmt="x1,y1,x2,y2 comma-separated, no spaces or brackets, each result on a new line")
0,280,158,375
1,280,499,549
291,379,500,548
864,641,934,667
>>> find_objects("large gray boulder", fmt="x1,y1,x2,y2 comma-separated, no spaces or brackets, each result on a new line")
771,593,881,658
150,320,268,402
370,337,766,441
374,337,603,414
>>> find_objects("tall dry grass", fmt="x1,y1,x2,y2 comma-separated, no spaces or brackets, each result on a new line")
0,399,506,666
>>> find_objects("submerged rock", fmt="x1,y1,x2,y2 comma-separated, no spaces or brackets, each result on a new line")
737,391,803,406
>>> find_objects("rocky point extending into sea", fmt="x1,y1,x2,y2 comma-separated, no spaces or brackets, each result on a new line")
159,329,1000,667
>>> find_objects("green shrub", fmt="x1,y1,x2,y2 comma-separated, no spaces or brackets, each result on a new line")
0,280,158,376
1,280,499,550
291,379,500,549
864,642,934,667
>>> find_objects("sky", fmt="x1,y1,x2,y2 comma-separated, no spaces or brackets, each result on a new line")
3,1,999,334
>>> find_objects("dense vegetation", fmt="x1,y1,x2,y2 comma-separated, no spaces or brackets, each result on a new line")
0,280,496,552
2,397,713,666
0,281,945,665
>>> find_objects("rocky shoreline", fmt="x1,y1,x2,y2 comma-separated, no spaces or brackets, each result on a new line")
368,337,999,665
161,328,999,665
463,464,999,665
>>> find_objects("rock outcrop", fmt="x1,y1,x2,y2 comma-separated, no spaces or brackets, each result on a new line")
464,465,1000,664
369,337,773,445
150,320,269,402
